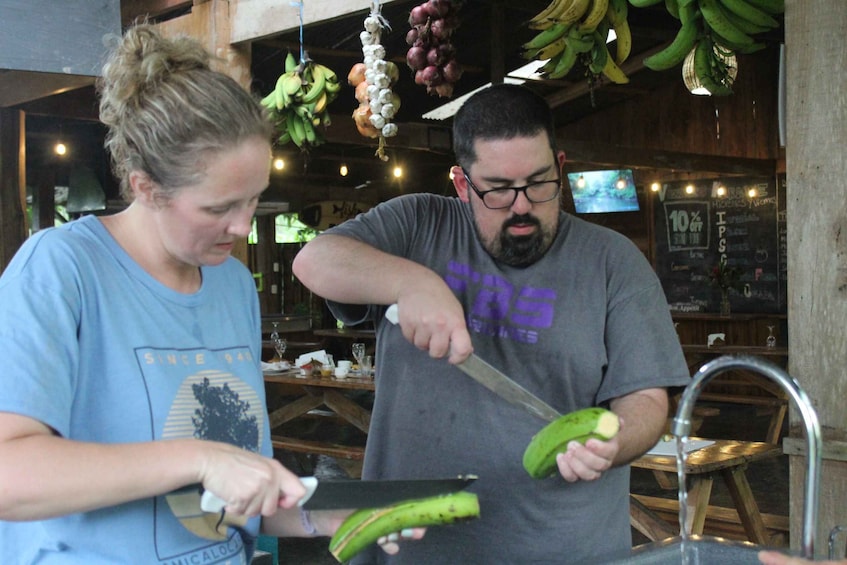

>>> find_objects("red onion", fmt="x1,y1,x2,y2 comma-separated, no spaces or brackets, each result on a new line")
405,28,419,46
421,65,442,86
408,5,428,26
429,18,450,40
441,59,463,83
406,46,427,71
425,0,450,18
414,69,427,85
426,47,442,67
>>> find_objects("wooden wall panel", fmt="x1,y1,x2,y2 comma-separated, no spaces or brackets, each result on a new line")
560,47,782,162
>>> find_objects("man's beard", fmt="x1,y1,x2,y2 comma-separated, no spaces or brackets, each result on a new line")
484,214,554,267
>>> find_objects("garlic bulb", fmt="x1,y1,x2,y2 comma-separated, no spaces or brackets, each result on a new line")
369,113,386,130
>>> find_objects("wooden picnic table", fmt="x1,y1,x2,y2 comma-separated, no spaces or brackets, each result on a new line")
630,438,784,545
263,369,375,477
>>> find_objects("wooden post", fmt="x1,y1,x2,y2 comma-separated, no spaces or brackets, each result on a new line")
0,108,27,272
785,0,847,557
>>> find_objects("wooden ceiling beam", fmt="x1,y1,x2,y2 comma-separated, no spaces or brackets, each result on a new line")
230,0,406,44
561,139,777,176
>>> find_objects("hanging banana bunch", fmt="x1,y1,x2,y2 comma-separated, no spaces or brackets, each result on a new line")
635,0,783,96
260,52,342,150
522,0,632,85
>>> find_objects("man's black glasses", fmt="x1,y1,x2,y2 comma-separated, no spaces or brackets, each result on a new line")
462,168,561,210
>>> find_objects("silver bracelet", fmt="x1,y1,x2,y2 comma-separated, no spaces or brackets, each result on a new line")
300,507,317,535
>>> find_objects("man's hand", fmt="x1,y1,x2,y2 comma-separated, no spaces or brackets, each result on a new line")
758,550,847,565
555,433,619,482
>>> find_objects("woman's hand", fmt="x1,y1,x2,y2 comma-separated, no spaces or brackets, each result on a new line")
199,441,306,517
377,528,427,554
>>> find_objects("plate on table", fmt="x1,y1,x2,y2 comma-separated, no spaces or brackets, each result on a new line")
261,360,290,374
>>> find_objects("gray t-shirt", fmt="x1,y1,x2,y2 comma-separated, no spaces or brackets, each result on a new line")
325,193,690,564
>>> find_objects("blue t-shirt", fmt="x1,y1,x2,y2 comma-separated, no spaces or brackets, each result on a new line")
0,215,270,564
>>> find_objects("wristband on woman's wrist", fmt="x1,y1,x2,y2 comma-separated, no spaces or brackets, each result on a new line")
300,507,318,535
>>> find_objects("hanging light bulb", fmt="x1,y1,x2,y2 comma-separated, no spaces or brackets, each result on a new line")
650,182,661,193
272,157,285,171
393,165,403,178
340,163,349,177
54,142,67,156
576,174,585,189
685,184,695,194
747,187,758,198
615,176,627,190
716,185,727,197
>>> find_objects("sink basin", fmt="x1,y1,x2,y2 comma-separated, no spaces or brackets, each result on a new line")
599,535,796,564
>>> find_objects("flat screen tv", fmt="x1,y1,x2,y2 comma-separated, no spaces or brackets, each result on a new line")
566,169,639,214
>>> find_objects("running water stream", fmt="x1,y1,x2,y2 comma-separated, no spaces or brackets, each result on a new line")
676,434,690,565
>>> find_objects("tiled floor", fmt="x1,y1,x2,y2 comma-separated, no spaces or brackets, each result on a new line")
269,402,790,564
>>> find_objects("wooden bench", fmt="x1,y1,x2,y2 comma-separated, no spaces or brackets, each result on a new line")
272,435,365,478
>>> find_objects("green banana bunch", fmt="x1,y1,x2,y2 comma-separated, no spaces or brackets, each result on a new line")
635,0,782,93
328,491,481,563
262,52,341,150
522,407,620,479
643,6,701,70
691,36,736,96
524,0,632,82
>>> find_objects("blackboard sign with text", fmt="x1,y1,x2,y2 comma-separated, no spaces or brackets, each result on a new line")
653,176,786,314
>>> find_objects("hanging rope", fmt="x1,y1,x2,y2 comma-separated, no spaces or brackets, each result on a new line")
290,1,306,64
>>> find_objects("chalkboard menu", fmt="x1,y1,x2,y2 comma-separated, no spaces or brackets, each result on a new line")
653,175,786,314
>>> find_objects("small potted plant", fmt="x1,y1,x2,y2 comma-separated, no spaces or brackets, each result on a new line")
709,257,743,316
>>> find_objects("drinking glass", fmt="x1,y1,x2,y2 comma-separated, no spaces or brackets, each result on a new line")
766,325,777,348
270,322,287,360
352,342,366,371
360,355,373,377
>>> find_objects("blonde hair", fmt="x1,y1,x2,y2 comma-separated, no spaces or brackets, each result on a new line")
97,23,273,200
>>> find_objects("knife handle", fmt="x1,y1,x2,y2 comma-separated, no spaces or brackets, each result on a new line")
200,476,318,513
385,304,399,325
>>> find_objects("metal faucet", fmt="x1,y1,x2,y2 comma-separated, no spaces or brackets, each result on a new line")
671,354,822,559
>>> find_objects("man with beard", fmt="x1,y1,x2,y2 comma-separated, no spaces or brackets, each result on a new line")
292,84,690,563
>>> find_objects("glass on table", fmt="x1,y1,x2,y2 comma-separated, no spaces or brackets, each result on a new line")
352,342,366,371
270,322,287,360
360,355,373,377
766,325,777,348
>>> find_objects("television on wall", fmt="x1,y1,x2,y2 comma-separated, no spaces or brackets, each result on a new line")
566,169,639,214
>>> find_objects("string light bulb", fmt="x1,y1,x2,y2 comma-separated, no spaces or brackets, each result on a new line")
340,163,348,177
392,166,403,178
615,176,627,190
272,157,285,171
716,185,727,197
576,174,585,189
54,142,67,156
747,187,758,198
650,182,661,193
685,184,695,194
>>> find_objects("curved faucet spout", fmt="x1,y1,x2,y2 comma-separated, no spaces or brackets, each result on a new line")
670,354,822,559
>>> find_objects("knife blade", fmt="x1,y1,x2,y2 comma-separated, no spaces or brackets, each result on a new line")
384,304,561,422
200,475,477,513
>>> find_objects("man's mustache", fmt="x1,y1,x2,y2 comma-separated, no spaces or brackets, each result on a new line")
503,214,540,230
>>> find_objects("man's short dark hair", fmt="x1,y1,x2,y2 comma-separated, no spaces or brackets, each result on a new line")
452,84,557,168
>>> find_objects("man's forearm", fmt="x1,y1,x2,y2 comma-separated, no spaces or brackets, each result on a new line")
609,388,669,465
